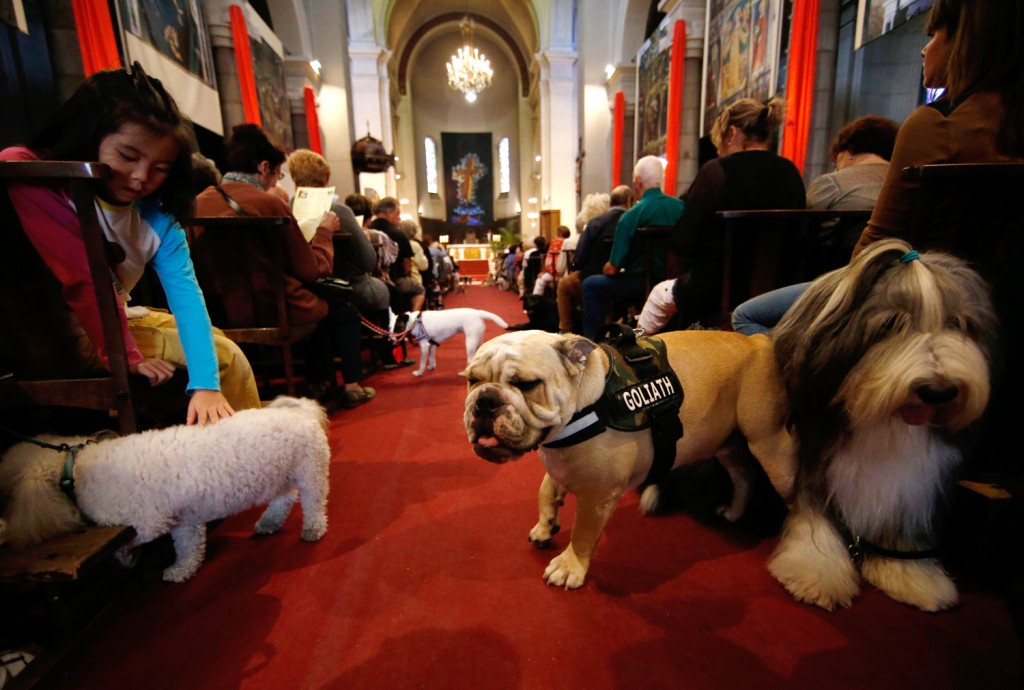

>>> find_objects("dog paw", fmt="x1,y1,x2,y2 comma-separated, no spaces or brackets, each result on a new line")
162,562,199,583
301,526,326,542
114,546,139,569
715,504,742,522
412,370,423,377
861,558,959,612
254,518,283,535
543,549,587,589
528,521,560,548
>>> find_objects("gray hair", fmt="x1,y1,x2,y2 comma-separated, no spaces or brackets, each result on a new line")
633,156,665,191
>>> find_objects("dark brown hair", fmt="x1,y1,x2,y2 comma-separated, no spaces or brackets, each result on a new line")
829,116,900,161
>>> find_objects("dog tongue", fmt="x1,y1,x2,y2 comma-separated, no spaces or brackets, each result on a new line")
476,435,500,448
899,404,934,426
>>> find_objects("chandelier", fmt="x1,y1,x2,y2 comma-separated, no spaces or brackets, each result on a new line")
446,16,493,103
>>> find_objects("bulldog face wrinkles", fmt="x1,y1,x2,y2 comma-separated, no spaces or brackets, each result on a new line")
463,331,597,463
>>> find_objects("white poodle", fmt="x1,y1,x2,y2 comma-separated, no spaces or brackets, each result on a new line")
0,396,331,582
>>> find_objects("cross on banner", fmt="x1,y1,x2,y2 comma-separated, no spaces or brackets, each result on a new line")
453,153,487,204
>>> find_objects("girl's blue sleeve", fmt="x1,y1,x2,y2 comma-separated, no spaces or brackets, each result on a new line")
143,202,220,392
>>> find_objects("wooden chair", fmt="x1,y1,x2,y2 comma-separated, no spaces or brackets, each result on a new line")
187,216,319,396
713,208,874,326
0,160,169,435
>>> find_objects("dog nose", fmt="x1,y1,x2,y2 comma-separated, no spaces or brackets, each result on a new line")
474,388,505,415
916,383,959,406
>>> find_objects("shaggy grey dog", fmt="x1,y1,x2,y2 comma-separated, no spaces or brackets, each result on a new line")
768,239,996,611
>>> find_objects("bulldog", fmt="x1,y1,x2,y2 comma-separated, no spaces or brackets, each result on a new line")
391,308,509,377
463,329,796,589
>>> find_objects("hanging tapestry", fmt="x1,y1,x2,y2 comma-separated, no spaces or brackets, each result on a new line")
855,0,933,49
114,0,221,133
635,15,673,159
701,0,784,137
442,132,493,226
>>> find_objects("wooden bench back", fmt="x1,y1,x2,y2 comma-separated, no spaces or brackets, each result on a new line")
714,208,874,321
0,161,139,433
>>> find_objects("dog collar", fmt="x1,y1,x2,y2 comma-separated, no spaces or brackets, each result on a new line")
827,504,940,564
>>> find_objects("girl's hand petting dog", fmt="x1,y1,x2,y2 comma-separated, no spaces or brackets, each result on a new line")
188,390,236,426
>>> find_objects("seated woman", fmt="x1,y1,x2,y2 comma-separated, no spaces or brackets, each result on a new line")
286,149,390,321
636,97,806,334
730,114,899,335
195,125,374,409
1,63,259,425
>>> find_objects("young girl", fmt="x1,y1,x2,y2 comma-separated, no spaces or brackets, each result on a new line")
0,63,260,425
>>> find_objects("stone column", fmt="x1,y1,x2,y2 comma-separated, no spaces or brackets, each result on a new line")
536,50,579,228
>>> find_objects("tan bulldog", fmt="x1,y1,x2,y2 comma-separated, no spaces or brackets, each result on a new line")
464,329,796,589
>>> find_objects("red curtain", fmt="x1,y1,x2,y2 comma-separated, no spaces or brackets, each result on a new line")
612,91,625,187
663,20,686,194
304,86,323,155
230,4,261,125
781,0,819,174
71,0,121,76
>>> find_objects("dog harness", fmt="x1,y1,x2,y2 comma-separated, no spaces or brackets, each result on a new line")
542,324,684,487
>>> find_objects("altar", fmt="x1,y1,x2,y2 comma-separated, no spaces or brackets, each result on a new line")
446,243,494,283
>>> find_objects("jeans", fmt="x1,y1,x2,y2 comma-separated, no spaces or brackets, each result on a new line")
731,282,810,335
581,273,646,339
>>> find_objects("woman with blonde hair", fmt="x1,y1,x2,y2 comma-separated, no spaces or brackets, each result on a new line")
637,97,805,333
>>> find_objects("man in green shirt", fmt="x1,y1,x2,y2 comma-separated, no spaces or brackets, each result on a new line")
581,156,684,337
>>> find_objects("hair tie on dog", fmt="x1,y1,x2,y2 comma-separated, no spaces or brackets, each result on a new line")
899,250,920,263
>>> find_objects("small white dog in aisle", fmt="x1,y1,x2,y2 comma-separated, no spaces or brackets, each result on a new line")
0,396,331,583
768,239,997,612
391,307,509,377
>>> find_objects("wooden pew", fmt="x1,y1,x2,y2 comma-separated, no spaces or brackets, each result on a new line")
187,216,321,397
713,208,873,326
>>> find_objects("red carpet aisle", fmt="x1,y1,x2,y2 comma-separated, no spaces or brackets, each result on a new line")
51,287,1020,689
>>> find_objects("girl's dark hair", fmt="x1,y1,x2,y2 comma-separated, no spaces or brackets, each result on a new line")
29,62,197,226
223,124,286,174
829,116,900,161
930,0,1024,155
344,193,372,220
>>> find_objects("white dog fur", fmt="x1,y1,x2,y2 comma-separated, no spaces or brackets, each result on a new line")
464,329,797,589
391,308,509,376
0,396,331,582
768,240,996,612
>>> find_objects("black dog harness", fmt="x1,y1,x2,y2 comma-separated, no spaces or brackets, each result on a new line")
542,324,684,487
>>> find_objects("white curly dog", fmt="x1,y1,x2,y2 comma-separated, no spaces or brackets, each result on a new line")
0,396,331,582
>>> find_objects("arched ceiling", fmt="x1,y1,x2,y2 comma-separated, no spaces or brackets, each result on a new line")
386,0,538,98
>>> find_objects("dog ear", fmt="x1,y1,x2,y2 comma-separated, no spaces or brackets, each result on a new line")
3,464,85,547
555,335,598,376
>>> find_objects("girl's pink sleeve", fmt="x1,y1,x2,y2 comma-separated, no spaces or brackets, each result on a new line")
1,147,143,368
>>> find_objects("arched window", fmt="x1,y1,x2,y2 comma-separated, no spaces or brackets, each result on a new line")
498,136,511,195
424,136,438,194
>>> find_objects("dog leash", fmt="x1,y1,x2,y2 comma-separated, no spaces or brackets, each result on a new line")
0,425,117,502
360,316,415,344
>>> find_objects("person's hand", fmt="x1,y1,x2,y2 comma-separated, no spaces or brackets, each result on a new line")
602,261,618,277
131,357,176,385
320,211,340,233
187,389,235,426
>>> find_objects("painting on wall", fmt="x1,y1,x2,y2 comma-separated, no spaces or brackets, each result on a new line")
117,0,214,85
634,15,674,160
114,0,221,133
442,132,493,227
701,0,782,137
250,33,293,151
855,0,933,49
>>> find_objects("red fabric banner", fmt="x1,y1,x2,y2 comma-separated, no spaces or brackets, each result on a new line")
71,0,121,76
663,20,686,195
612,90,625,187
229,4,261,125
781,0,819,174
304,86,323,155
